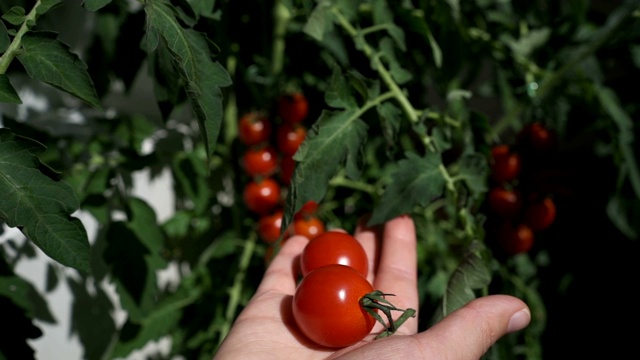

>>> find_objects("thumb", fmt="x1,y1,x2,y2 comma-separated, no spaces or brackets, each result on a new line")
335,294,530,360
415,294,531,359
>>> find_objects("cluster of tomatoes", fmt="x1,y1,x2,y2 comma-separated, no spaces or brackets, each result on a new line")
292,231,414,348
486,122,558,256
237,92,326,253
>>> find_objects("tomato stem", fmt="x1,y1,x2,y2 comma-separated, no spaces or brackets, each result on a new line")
360,290,416,339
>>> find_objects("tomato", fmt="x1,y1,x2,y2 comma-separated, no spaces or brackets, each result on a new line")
276,123,307,156
242,146,278,177
277,92,309,124
300,231,368,277
490,144,521,183
487,186,522,218
498,222,535,255
518,122,555,153
292,264,377,348
243,177,281,214
280,154,295,185
294,200,319,220
524,196,556,231
238,111,272,146
258,209,287,244
293,215,325,240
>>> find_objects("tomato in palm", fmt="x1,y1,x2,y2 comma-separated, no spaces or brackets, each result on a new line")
292,264,377,348
243,177,281,214
242,146,278,177
524,196,556,231
498,222,535,256
277,92,309,124
258,209,287,244
300,231,368,277
293,215,325,240
276,123,307,156
238,111,272,146
490,144,521,183
487,186,523,218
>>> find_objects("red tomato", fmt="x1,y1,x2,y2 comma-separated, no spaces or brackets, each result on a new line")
277,92,309,124
280,154,295,185
498,222,534,255
490,145,521,183
300,231,368,277
524,197,556,231
487,186,522,218
276,123,307,156
242,146,278,177
292,264,377,348
293,215,325,240
243,178,281,214
518,122,554,153
258,209,286,244
294,200,319,220
238,111,272,146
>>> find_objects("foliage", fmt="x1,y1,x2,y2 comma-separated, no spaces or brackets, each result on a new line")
1,0,639,359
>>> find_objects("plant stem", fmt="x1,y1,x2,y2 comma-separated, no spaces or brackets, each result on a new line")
271,0,290,77
218,232,257,345
0,0,41,74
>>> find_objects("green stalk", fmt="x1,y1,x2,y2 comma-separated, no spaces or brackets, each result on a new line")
271,0,290,77
218,232,258,345
0,0,41,74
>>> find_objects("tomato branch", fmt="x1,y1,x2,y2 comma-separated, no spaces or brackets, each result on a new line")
0,0,41,74
360,290,416,339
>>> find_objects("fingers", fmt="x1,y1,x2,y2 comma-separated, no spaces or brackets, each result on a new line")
356,214,419,334
255,235,308,295
336,295,530,360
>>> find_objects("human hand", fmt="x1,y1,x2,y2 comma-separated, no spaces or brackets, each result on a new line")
214,214,531,359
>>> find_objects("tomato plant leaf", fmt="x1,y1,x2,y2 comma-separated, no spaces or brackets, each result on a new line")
172,150,211,215
0,74,21,103
379,37,412,85
606,195,639,239
1,6,26,25
0,275,56,323
302,2,334,42
434,240,491,322
36,0,63,16
0,292,43,360
144,0,232,160
0,21,9,53
368,152,446,226
372,1,406,51
456,153,489,198
0,128,91,273
82,0,113,12
284,109,368,228
325,63,358,109
16,32,101,109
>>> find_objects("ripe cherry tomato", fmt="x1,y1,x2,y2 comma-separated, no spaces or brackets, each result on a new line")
238,111,272,146
300,231,368,277
277,92,309,124
490,144,521,183
524,197,556,231
294,200,319,220
258,209,287,244
518,122,555,153
498,222,534,255
293,215,325,240
242,146,278,177
487,186,522,218
280,154,295,185
292,264,377,348
276,123,307,156
243,178,281,214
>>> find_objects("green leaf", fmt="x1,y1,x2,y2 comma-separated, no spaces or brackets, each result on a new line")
0,75,21,104
144,0,232,159
0,21,9,53
0,275,56,323
606,195,639,239
435,240,491,322
378,37,412,85
303,2,334,41
2,6,26,25
284,109,368,228
503,27,551,58
325,63,358,109
0,291,42,360
173,150,211,215
0,129,91,273
45,262,59,293
372,0,406,51
36,0,63,15
82,0,112,12
368,152,447,226
456,153,489,197
16,32,101,109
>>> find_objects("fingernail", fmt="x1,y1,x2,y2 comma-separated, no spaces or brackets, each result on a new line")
507,308,531,333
